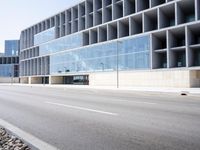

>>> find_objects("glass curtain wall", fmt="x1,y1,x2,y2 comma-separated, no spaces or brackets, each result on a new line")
39,33,83,55
50,35,150,75
0,64,18,77
34,27,55,45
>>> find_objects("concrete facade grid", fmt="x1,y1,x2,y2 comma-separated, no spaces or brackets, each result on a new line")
19,0,200,87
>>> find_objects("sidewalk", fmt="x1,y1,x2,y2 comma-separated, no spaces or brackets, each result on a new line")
2,83,200,95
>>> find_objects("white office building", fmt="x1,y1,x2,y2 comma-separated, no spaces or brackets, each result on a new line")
20,0,200,87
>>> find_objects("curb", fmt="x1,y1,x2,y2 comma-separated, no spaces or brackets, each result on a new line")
0,119,59,150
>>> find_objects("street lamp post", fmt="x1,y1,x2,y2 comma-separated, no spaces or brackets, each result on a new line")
43,72,46,86
117,41,122,88
63,67,67,84
9,73,12,85
43,59,46,86
72,62,75,73
10,65,14,85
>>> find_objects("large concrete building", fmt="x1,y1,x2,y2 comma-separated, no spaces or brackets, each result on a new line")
19,0,200,87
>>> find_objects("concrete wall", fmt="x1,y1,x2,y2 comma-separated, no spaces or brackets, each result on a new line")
50,76,63,84
20,77,28,84
30,77,43,84
190,70,200,87
89,69,198,88
0,77,20,83
19,69,200,88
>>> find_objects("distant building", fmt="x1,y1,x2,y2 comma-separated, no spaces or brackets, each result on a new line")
0,40,20,83
0,56,19,77
5,40,20,56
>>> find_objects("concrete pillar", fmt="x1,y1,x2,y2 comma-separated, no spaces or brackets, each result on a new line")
28,77,31,84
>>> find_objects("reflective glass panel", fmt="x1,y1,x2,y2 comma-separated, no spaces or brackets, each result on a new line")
34,27,55,45
50,35,150,75
39,33,83,55
0,64,14,77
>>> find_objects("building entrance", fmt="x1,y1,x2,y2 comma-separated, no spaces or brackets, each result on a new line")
63,75,89,85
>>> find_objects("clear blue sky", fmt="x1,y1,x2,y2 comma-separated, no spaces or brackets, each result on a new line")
0,0,81,52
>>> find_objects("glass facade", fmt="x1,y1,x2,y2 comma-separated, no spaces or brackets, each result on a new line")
5,40,19,56
39,33,83,55
50,35,150,75
0,64,19,77
34,27,55,45
0,56,19,77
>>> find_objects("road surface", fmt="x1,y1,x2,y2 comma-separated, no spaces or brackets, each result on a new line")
0,85,200,150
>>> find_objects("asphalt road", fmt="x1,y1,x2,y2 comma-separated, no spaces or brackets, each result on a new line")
0,85,200,150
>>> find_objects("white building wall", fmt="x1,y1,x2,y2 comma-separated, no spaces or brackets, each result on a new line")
89,70,200,88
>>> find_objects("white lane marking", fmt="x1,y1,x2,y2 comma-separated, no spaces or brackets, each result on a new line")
131,101,157,105
0,118,58,150
45,101,118,116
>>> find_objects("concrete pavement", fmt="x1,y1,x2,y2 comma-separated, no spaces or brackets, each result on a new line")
0,85,200,150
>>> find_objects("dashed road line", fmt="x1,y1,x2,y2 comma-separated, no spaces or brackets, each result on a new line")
45,101,119,116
